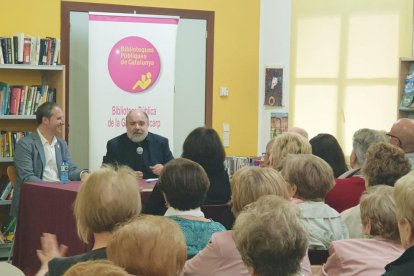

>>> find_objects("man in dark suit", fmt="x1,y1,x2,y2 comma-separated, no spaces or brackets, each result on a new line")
11,102,88,216
102,109,174,179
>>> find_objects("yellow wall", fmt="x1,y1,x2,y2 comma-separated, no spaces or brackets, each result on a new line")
0,0,261,156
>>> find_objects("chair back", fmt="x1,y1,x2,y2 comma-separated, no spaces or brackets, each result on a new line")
0,262,24,276
201,204,230,225
6,166,17,188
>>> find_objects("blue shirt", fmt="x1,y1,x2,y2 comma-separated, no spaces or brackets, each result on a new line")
168,216,226,258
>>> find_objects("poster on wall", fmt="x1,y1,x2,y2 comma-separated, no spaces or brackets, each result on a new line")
89,12,179,170
270,112,288,138
264,66,284,107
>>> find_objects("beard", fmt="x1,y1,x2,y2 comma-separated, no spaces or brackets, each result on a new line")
127,131,147,143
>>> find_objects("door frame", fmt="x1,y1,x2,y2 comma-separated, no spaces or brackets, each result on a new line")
61,1,214,139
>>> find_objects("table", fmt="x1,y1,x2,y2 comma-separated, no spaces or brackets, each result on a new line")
12,180,154,275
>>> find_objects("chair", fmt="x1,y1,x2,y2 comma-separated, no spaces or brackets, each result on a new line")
5,165,17,263
0,262,24,276
201,204,230,227
6,166,17,189
308,249,329,265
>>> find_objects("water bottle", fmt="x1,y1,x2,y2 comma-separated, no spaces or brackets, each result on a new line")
60,160,69,184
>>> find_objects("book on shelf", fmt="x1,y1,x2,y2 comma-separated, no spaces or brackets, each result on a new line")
0,182,12,200
0,82,56,116
401,72,414,108
0,131,29,158
0,33,61,65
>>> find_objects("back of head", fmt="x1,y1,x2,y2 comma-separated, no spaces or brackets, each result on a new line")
360,185,399,241
288,127,309,139
74,166,142,243
107,215,187,276
63,260,129,276
281,154,334,201
352,128,388,166
309,133,347,178
158,158,210,210
390,118,414,152
181,127,225,171
270,133,312,171
362,142,411,187
233,195,308,276
231,167,290,216
394,172,414,239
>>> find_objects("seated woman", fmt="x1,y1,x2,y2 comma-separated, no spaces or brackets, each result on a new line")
35,166,142,276
309,133,348,178
281,154,348,249
234,195,309,276
268,132,312,170
320,185,404,275
182,167,312,276
341,142,411,238
107,215,187,276
144,127,231,215
158,158,226,258
63,260,129,276
384,172,414,275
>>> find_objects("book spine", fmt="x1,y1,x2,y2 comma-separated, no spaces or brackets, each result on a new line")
23,37,31,64
6,38,12,64
0,182,12,200
12,36,18,64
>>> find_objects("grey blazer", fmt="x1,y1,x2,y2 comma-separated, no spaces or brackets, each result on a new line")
10,131,82,216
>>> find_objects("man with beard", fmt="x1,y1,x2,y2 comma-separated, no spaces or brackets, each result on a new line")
102,109,173,179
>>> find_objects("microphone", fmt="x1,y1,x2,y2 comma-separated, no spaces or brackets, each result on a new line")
136,147,143,155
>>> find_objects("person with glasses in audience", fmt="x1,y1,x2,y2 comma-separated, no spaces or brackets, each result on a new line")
388,118,414,169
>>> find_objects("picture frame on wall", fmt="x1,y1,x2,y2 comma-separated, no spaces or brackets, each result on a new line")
264,66,284,107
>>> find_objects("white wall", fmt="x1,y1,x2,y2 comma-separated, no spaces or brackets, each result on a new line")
258,0,291,154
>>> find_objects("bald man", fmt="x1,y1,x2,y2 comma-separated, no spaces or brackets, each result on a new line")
388,118,414,169
102,109,173,179
287,126,309,139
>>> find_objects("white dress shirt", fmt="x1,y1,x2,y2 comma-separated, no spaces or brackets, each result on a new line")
37,129,60,182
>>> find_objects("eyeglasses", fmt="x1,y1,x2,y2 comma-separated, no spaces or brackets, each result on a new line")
386,133,402,147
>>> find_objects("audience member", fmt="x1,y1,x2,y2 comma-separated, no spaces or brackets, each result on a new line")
269,132,312,171
35,166,141,276
309,133,348,178
341,142,411,238
63,260,129,276
288,126,309,139
281,154,348,249
388,118,414,169
12,102,88,217
339,128,388,178
144,127,230,215
102,109,173,179
182,167,311,276
107,215,186,276
383,172,414,275
234,195,308,276
320,186,403,275
326,128,388,212
158,158,225,258
262,138,275,167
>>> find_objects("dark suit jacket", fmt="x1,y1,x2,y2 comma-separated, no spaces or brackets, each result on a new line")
102,132,174,179
11,131,82,216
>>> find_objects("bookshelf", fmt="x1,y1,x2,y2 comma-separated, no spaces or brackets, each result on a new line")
398,57,414,119
0,64,65,254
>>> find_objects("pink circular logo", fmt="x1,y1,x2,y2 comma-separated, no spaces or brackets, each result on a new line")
108,36,161,93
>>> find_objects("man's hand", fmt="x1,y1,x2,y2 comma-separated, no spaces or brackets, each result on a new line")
80,171,89,182
149,164,164,176
35,233,68,276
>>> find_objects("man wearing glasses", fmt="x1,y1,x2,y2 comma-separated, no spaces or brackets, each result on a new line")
388,118,414,169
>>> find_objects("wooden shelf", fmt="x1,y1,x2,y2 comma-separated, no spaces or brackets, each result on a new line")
0,115,36,120
0,158,13,163
0,64,64,71
0,200,11,206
